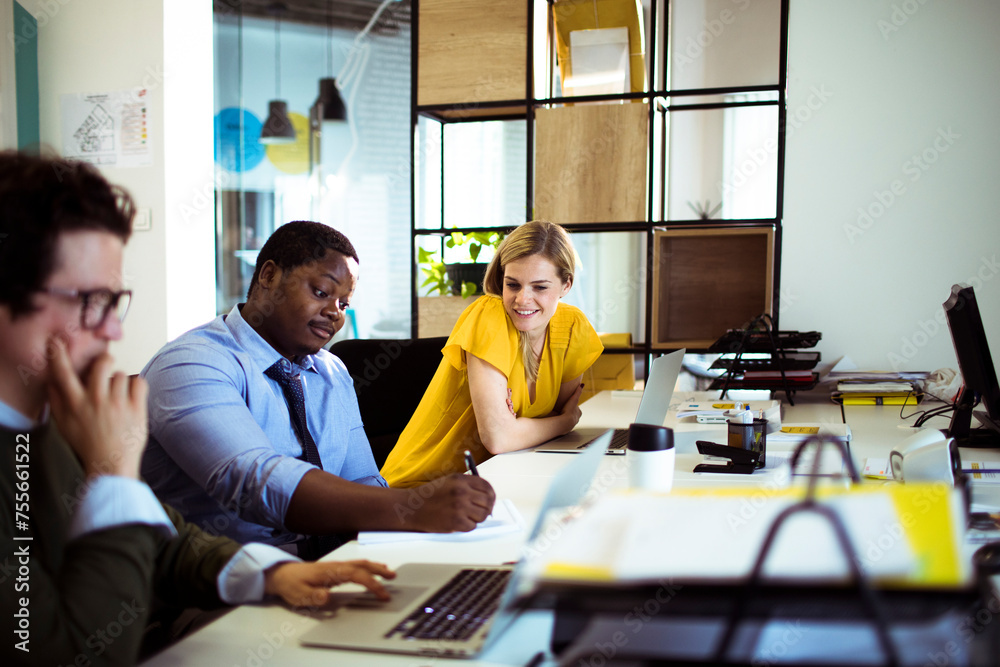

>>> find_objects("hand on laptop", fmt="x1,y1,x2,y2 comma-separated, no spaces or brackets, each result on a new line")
410,474,496,533
265,559,397,607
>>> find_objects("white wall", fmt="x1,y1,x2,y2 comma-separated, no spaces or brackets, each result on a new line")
783,0,1000,373
31,0,214,373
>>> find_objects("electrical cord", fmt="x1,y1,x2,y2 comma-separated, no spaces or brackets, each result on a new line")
901,389,979,427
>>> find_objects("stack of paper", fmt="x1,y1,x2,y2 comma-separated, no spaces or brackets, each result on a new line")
833,380,919,405
767,422,851,444
525,486,968,587
357,499,524,545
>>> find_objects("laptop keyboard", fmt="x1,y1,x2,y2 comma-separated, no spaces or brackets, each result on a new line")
385,568,511,642
578,428,628,450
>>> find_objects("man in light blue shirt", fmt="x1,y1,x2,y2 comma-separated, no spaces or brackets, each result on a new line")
0,152,394,665
141,222,495,556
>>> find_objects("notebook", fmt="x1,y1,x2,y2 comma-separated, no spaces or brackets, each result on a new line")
298,430,611,658
534,349,685,454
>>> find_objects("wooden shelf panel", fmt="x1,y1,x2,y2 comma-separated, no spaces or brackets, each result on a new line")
418,105,528,122
417,0,527,106
651,227,774,349
534,102,648,224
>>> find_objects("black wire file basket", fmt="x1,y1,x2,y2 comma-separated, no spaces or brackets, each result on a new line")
522,436,999,666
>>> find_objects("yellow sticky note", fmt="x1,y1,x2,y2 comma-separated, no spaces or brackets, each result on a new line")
781,426,820,434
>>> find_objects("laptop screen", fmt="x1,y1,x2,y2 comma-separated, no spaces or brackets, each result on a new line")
633,349,685,426
483,431,612,652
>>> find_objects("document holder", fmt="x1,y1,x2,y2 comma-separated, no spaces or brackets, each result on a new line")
709,313,821,405
524,436,999,666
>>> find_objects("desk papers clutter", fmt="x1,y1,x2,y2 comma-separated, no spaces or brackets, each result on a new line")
523,485,967,588
672,399,781,426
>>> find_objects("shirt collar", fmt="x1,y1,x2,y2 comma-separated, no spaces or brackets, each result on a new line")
225,303,317,375
0,398,43,431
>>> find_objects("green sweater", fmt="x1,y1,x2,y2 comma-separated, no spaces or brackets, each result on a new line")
0,423,242,666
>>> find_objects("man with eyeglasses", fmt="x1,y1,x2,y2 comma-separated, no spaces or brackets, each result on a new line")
0,151,396,666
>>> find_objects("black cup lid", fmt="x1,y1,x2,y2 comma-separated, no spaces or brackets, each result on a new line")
627,423,674,451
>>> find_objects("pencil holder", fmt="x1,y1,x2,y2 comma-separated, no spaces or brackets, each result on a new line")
727,418,767,469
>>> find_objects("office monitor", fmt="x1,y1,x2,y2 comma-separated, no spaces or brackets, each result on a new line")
944,284,1000,446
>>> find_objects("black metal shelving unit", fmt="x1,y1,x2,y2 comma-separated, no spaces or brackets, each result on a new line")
707,315,821,405
409,0,790,379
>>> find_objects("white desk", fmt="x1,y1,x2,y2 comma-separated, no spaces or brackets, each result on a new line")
142,390,989,666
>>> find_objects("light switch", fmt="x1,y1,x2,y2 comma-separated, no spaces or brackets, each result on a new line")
134,208,152,231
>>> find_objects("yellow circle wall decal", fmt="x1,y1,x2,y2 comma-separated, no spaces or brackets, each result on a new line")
265,112,309,174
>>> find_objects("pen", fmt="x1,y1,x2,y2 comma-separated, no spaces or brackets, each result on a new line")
524,651,546,667
464,450,479,477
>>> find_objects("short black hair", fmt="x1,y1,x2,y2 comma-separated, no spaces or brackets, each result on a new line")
247,221,359,299
0,150,134,317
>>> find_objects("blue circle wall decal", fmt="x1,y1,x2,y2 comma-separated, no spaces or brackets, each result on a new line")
214,107,265,172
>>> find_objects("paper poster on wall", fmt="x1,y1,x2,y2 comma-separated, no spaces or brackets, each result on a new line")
60,88,152,168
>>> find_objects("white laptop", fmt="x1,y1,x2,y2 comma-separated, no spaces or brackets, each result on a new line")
298,431,610,658
534,349,686,454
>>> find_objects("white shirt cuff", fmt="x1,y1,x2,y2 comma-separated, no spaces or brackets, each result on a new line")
217,542,300,604
67,476,176,541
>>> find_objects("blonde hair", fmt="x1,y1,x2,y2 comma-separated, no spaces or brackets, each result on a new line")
483,221,575,381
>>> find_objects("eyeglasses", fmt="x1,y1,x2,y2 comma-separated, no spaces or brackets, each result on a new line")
42,287,133,330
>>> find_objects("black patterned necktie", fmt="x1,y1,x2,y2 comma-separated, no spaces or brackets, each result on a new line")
265,361,323,468
265,360,342,559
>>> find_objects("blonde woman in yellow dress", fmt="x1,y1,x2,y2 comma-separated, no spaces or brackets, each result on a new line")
381,221,603,488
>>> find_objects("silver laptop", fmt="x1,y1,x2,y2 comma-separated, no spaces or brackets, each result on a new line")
299,431,611,658
535,349,686,454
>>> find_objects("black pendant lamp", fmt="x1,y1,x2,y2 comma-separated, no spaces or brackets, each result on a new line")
260,3,296,144
313,4,347,123
314,77,347,122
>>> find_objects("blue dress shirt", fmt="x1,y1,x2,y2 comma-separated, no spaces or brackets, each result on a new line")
141,303,386,547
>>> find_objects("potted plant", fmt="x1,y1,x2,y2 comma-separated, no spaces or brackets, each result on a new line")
418,230,506,299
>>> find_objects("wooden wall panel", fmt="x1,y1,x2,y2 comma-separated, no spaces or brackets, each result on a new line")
651,227,774,349
534,103,647,224
417,0,527,106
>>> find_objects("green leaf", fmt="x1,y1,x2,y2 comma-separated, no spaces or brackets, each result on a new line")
468,244,481,263
461,281,477,299
418,247,435,264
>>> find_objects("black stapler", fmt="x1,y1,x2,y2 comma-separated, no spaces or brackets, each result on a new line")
693,440,759,474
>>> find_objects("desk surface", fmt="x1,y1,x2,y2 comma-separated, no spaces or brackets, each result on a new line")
142,390,998,666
